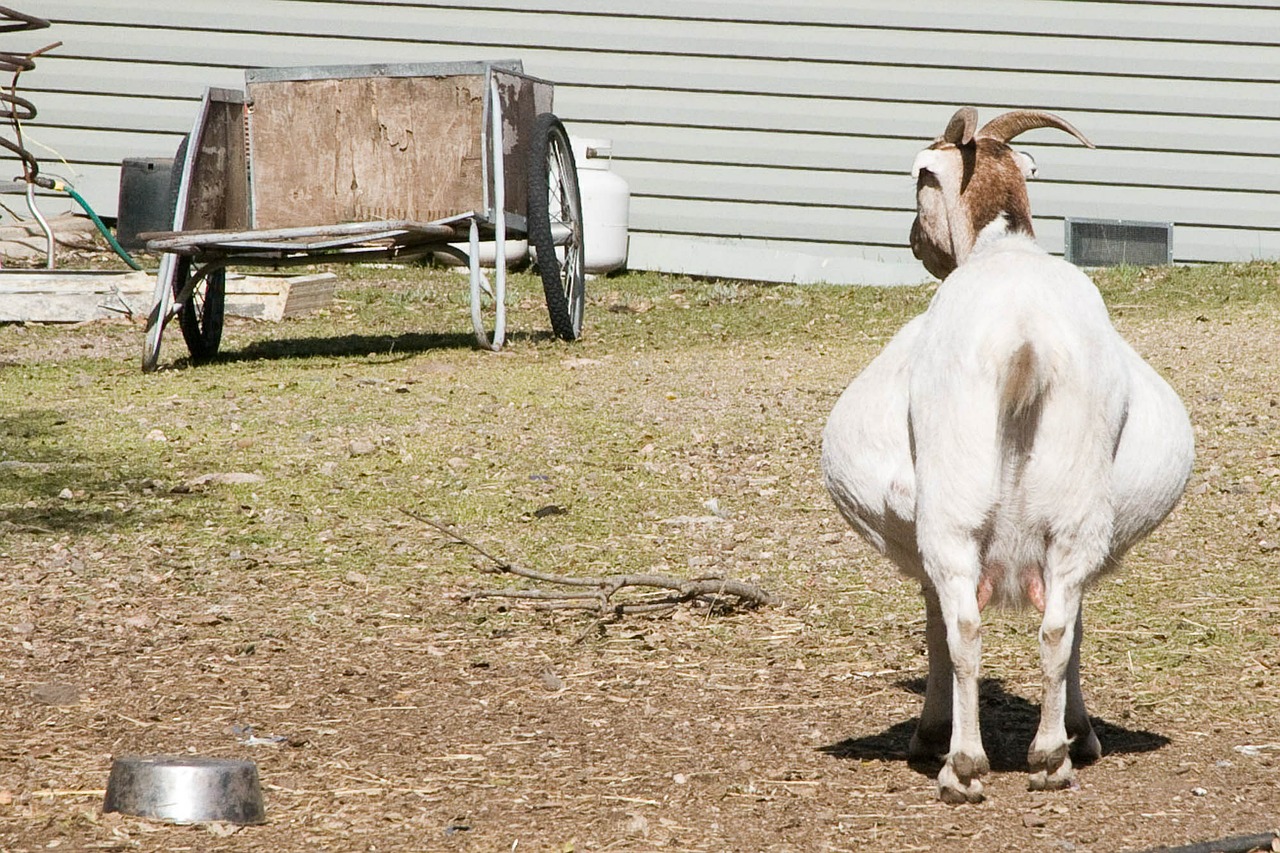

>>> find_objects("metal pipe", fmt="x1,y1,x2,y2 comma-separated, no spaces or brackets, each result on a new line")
24,179,51,267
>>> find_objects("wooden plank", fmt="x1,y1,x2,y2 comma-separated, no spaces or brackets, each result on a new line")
246,74,488,228
142,220,460,253
0,269,336,322
0,271,152,322
224,272,337,321
182,90,250,233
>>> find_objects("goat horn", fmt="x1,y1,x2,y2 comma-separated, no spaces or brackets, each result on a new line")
976,110,1096,148
941,107,978,145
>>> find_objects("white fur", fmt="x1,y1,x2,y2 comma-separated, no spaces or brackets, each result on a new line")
822,233,1194,803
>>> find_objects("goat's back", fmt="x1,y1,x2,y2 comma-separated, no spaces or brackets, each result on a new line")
908,237,1132,593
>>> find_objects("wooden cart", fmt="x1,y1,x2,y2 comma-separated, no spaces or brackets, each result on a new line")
141,60,584,371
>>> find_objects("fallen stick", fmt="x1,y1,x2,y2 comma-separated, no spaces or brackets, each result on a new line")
403,510,775,615
1135,832,1279,853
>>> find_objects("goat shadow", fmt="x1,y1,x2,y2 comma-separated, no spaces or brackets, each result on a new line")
820,677,1169,774
221,329,549,365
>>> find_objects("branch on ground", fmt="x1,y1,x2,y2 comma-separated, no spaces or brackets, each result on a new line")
404,510,775,616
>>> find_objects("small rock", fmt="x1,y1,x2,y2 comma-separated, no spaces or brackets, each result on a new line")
348,440,378,457
345,571,369,585
185,472,264,488
1023,814,1048,828
32,682,80,706
144,429,167,442
57,488,74,500
672,773,687,785
622,813,650,836
540,671,565,692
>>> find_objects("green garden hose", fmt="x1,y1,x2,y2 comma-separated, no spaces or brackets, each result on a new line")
37,176,142,271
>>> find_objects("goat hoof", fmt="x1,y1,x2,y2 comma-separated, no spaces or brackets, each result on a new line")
909,726,950,763
937,753,987,804
1028,766,1074,791
1071,728,1102,765
937,771,985,804
1028,743,1074,791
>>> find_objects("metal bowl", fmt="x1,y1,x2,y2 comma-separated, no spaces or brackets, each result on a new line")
103,756,265,824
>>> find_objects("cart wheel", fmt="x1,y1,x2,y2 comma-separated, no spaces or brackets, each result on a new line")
141,254,175,373
527,113,585,341
174,255,226,361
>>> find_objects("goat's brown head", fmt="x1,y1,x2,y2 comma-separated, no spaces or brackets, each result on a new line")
909,107,1094,279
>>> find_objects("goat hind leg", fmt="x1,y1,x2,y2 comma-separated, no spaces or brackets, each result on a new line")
1029,582,1085,791
1065,608,1101,764
910,583,954,762
933,578,988,804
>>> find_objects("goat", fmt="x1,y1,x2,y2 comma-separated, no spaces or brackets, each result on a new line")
821,107,1195,803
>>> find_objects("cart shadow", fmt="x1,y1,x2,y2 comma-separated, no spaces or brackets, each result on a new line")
207,329,553,364
819,677,1170,774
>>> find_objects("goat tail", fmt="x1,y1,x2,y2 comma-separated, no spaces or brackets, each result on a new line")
998,342,1048,455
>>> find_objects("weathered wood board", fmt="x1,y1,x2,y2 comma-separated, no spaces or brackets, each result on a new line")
247,75,488,229
0,270,335,323
182,88,251,233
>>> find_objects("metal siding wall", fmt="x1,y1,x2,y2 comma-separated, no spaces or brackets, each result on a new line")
5,1,1279,283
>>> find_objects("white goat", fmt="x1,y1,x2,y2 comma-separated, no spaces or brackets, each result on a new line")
821,107,1194,803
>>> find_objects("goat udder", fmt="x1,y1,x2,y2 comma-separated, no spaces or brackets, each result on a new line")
976,562,1048,613
1021,565,1046,612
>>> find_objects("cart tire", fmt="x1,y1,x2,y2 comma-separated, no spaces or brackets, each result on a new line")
527,113,585,341
174,255,226,361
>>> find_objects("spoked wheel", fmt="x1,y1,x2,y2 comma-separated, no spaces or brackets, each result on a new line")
527,112,585,341
174,255,226,362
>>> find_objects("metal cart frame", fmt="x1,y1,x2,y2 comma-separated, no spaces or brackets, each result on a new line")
141,60,585,372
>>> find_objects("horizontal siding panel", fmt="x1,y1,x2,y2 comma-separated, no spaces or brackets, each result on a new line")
6,127,184,170
295,0,1280,45
591,124,1280,196
563,90,1280,157
629,196,914,247
20,92,209,137
35,6,1280,82
24,68,1280,161
33,49,1280,124
622,160,1280,232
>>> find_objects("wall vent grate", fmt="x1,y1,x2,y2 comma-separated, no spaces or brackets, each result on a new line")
1065,218,1173,267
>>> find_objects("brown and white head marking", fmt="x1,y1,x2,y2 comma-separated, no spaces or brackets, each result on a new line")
909,107,1094,279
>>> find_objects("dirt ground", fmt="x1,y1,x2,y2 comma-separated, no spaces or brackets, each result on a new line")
1,276,1278,852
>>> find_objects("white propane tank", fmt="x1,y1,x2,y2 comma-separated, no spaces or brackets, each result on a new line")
571,137,630,274
436,239,528,269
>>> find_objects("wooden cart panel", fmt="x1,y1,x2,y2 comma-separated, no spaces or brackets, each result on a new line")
181,87,250,233
242,62,552,230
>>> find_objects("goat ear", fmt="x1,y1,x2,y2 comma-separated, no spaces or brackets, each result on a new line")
911,149,949,180
1013,150,1038,179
